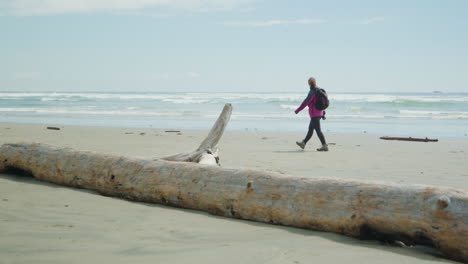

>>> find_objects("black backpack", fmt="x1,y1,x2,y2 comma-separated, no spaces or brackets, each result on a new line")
314,88,329,110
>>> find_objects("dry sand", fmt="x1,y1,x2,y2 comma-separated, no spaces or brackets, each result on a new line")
1,123,467,263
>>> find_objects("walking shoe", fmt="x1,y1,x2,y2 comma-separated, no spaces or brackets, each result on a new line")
317,144,329,152
296,141,306,149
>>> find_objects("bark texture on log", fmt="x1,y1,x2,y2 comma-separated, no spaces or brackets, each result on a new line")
0,143,467,262
162,103,232,164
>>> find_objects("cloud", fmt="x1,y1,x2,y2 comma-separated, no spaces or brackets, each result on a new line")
224,19,325,27
2,0,253,16
357,17,385,25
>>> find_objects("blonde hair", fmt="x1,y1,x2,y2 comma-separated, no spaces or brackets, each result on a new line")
308,77,317,88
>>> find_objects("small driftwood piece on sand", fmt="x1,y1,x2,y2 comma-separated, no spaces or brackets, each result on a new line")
380,136,438,142
46,126,60,130
1,105,467,262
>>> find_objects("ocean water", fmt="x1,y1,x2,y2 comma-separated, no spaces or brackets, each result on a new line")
1,91,467,138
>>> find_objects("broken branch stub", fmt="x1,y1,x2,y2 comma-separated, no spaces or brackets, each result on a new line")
196,103,232,151
162,103,232,164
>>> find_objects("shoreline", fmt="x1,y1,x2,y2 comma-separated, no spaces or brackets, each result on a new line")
2,120,467,139
1,122,467,263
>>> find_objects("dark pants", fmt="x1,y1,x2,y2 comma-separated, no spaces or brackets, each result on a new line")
304,117,326,145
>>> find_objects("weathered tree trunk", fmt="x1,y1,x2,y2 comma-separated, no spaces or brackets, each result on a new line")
0,142,467,262
161,103,232,165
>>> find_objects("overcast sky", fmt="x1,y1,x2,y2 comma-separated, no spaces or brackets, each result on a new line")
1,0,467,93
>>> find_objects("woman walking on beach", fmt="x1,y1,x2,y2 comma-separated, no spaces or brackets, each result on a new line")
294,77,328,151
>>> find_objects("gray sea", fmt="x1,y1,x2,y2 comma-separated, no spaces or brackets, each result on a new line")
1,91,467,138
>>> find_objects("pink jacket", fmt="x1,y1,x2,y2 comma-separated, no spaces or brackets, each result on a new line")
294,89,324,118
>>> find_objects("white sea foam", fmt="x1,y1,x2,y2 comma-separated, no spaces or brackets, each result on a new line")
0,92,306,104
0,107,192,117
330,94,468,103
399,110,468,119
280,104,297,110
232,113,296,119
2,92,468,104
0,93,52,97
186,93,304,101
330,94,397,102
40,97,79,102
400,110,468,115
350,106,368,111
0,92,168,100
162,98,211,104
331,114,388,119
0,107,38,112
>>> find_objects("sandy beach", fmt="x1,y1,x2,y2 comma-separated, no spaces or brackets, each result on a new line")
1,122,467,263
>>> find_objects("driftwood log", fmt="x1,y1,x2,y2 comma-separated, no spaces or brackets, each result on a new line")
0,143,467,262
380,136,439,142
0,104,467,262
